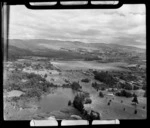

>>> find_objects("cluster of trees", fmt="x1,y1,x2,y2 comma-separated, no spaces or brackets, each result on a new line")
62,82,82,90
81,78,90,83
5,70,58,100
92,82,101,91
119,82,140,90
91,82,106,91
8,82,22,91
62,83,70,88
70,82,82,91
119,82,132,90
118,71,138,82
82,109,101,120
23,88,42,99
73,93,100,120
115,89,133,98
73,93,85,112
26,73,45,81
93,71,117,87
133,85,140,90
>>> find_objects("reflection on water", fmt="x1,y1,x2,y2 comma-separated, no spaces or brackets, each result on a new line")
39,82,98,113
39,87,77,113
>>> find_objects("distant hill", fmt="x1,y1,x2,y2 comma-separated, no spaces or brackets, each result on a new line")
9,39,145,52
7,39,145,60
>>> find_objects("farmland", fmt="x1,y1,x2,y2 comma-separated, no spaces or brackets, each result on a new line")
3,52,146,120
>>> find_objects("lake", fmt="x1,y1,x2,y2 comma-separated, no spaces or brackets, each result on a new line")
39,87,78,113
39,81,99,113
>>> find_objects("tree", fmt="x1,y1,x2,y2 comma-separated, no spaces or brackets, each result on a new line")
132,94,138,104
134,109,137,114
99,91,104,98
44,74,47,78
115,89,133,98
73,93,84,112
71,82,82,90
68,100,71,106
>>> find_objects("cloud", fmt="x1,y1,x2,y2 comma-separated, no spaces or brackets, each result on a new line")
9,4,146,49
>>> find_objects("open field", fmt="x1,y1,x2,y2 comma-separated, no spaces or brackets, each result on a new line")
51,60,128,71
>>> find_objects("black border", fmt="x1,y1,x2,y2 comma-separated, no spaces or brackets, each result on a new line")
1,0,149,128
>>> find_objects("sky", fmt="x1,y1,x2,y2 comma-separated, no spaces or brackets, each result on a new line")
9,4,146,49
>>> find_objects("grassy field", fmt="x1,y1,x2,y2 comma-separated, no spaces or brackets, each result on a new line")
51,60,128,71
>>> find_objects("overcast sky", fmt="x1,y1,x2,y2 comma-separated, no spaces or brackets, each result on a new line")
9,4,146,49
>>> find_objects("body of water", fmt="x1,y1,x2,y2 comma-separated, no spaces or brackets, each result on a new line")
39,87,78,113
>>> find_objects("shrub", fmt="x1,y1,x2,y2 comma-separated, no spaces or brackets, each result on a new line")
99,91,104,98
26,73,37,79
134,109,137,114
68,100,72,106
45,81,57,87
24,88,42,99
44,74,47,78
84,98,92,104
9,83,22,91
81,78,90,83
11,97,20,102
62,83,70,88
101,87,106,91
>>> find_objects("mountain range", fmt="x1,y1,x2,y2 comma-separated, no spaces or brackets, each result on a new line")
7,39,146,60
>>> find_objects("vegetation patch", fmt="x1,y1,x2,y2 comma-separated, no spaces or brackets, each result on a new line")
81,78,90,83
115,89,133,98
93,71,117,87
70,82,82,91
99,91,104,98
119,82,132,90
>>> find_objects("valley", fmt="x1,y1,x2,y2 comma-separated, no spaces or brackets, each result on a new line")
3,39,146,120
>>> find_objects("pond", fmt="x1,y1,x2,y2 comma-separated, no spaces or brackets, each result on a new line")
39,87,78,113
39,82,98,113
